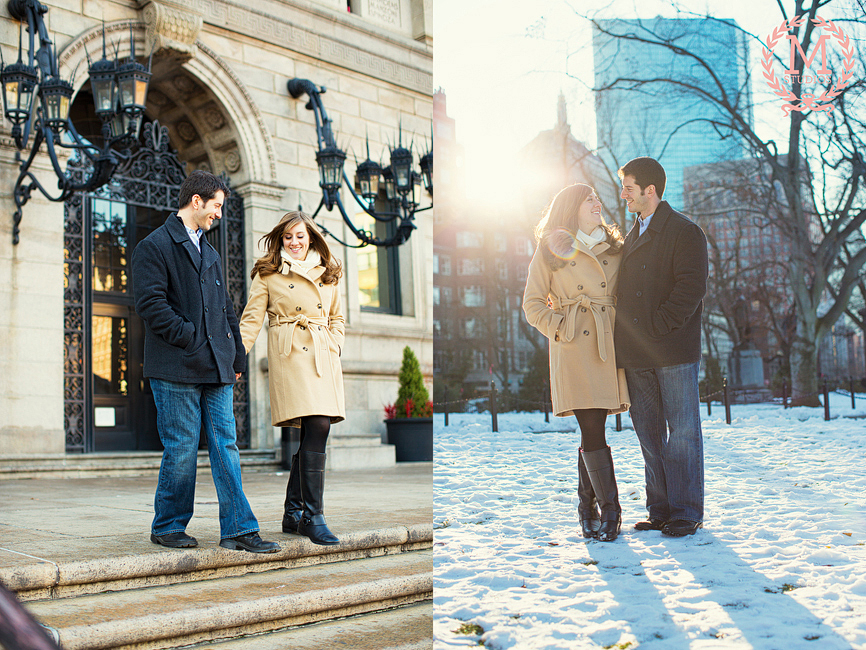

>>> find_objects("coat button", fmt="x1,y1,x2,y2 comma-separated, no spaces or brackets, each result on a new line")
570,261,576,266
317,304,322,309
583,330,590,336
601,282,606,288
227,332,232,338
296,306,301,311
319,282,323,286
289,284,294,289
318,326,322,330
581,307,587,312
603,260,608,265
633,318,639,324
303,346,308,351
208,334,213,340
200,279,205,284
204,307,209,313
216,280,221,286
601,306,605,311
222,306,226,312
577,285,583,290
300,325,306,330
636,291,642,297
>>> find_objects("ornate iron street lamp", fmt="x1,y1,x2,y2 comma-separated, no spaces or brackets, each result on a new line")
287,77,432,248
1,0,152,244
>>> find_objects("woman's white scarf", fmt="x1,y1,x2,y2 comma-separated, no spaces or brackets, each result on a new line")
575,226,606,249
281,248,321,274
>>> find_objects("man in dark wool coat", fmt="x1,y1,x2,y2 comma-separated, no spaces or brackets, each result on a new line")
615,157,709,537
132,170,279,553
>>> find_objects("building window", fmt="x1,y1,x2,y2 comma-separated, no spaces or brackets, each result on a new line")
459,258,484,275
433,286,440,306
494,232,507,252
515,237,534,256
497,259,508,281
460,285,485,307
464,318,483,338
441,287,452,305
356,208,401,314
435,254,451,276
456,231,483,248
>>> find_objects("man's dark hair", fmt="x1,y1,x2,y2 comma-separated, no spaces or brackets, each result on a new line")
618,157,666,199
178,170,231,209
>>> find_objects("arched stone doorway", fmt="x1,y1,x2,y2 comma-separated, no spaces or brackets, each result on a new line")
59,21,276,452
63,121,249,452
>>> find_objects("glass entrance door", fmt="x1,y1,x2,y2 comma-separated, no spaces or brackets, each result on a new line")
89,198,162,451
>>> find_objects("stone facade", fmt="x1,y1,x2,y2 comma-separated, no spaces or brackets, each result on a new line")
0,0,432,458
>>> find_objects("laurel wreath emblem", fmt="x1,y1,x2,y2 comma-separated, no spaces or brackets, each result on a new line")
762,14,855,115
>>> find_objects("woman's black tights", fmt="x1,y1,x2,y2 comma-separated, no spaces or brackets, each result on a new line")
299,415,331,454
574,409,608,452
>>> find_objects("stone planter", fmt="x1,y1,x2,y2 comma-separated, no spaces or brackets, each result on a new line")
384,417,433,462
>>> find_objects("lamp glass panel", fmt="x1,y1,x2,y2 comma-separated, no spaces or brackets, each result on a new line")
4,80,19,112
119,78,134,109
92,78,115,112
395,164,411,188
134,78,147,106
44,93,60,121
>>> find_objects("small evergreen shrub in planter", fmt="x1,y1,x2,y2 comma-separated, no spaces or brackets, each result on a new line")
384,346,433,461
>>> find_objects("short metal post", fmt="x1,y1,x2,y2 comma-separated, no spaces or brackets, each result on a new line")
490,381,498,432
782,378,788,409
615,413,622,431
707,392,712,416
444,387,449,427
723,377,731,425
851,377,856,410
823,379,830,421
543,380,550,423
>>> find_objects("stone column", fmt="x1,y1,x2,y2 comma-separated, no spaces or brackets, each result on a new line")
0,142,67,454
232,179,287,451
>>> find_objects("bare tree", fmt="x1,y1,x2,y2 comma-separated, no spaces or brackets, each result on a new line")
587,1,866,405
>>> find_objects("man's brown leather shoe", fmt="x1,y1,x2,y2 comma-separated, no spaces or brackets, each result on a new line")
633,517,667,531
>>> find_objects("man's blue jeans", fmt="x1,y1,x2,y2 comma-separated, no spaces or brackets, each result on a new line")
625,362,704,523
150,379,259,539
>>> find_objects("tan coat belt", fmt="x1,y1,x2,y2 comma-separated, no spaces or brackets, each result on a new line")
269,314,330,376
552,295,615,362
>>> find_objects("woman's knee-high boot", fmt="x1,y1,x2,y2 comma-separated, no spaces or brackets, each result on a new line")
578,449,601,538
297,450,339,545
281,453,304,534
583,446,621,542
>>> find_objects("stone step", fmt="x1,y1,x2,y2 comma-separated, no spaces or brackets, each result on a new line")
0,450,280,480
27,550,433,650
3,524,431,602
184,601,432,649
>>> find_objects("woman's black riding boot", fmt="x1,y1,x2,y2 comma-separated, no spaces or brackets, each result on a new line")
583,446,622,542
297,450,340,545
281,453,303,534
578,449,601,538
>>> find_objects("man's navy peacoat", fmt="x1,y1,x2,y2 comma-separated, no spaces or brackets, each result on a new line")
132,213,245,384
614,201,708,369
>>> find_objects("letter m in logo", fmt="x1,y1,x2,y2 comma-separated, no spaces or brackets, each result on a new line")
786,34,831,75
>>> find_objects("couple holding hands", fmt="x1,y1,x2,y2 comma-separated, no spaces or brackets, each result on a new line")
523,156,709,542
132,170,345,553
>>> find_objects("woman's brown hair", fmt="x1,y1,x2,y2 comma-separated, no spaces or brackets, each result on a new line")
250,211,343,284
534,183,623,270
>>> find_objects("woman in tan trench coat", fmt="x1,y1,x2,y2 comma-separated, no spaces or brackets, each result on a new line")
523,183,630,542
239,211,345,545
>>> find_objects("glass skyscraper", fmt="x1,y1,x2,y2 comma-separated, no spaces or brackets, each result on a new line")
593,17,752,210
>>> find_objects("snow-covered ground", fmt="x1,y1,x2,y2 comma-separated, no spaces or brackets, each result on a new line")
434,392,866,649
